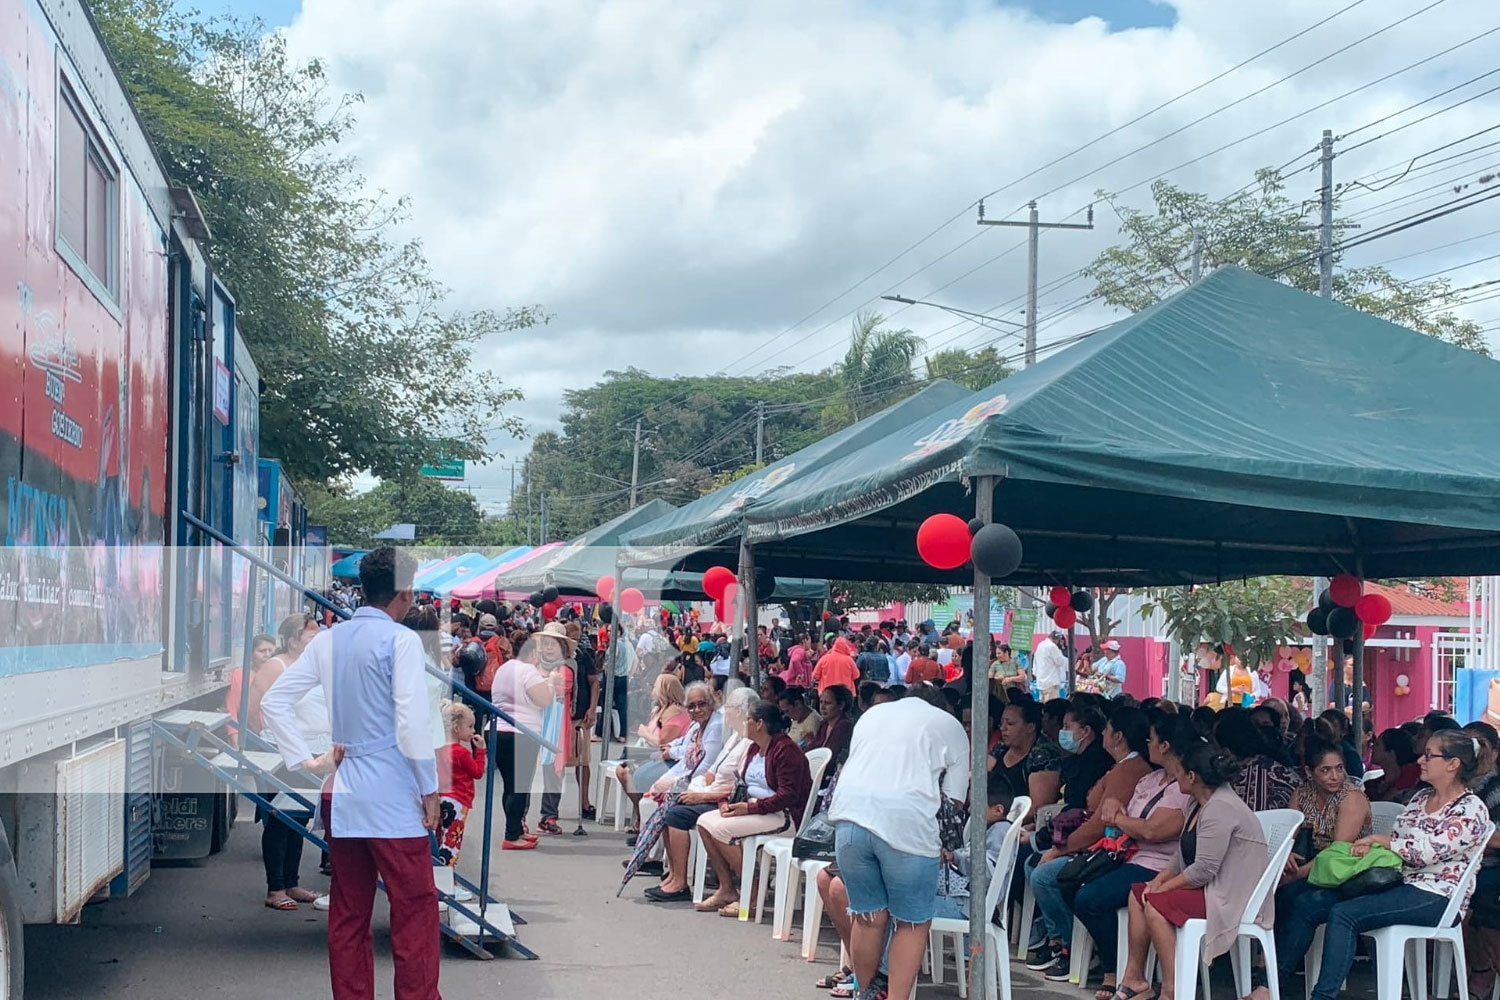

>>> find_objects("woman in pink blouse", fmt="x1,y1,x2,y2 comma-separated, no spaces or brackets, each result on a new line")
1264,729,1491,1000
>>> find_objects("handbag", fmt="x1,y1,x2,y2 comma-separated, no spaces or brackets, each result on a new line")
1308,841,1404,900
936,774,968,852
1054,784,1171,903
728,778,749,805
792,812,837,861
1035,807,1089,851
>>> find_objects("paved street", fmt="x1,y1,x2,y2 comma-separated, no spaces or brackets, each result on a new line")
23,781,1384,1000
22,785,1070,1000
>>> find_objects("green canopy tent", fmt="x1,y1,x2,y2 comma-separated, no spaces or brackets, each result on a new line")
493,499,678,596
690,267,1500,996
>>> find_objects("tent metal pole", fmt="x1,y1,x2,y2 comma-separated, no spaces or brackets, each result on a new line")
601,564,624,762
966,475,996,1000
728,539,747,682
743,539,760,688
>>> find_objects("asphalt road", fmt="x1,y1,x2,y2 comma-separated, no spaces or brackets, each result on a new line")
21,782,1382,1000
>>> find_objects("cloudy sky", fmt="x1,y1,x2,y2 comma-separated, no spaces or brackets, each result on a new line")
216,0,1500,512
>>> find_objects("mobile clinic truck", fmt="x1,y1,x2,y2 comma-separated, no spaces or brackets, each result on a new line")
0,0,264,995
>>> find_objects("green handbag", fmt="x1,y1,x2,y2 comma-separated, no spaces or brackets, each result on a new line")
1307,841,1404,898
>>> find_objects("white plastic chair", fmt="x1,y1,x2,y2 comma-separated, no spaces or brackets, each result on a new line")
800,859,835,960
742,747,833,922
1361,767,1386,788
926,797,1029,1000
1366,823,1492,1000
1013,801,1064,959
596,735,647,830
1069,908,1129,987
1147,809,1302,1000
1370,800,1405,836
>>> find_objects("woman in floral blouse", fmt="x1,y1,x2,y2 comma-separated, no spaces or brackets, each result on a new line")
1263,729,1491,1000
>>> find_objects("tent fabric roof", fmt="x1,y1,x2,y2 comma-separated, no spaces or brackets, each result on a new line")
678,268,1500,586
330,550,367,579
451,545,552,601
496,500,677,595
619,380,974,564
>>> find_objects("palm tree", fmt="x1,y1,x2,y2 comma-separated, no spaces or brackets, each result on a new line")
840,311,925,420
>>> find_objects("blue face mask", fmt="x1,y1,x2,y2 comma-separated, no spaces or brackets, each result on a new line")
1058,729,1079,753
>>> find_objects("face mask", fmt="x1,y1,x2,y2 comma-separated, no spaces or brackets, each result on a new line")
1059,729,1079,753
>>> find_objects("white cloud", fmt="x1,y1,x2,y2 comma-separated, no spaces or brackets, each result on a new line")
280,0,1500,510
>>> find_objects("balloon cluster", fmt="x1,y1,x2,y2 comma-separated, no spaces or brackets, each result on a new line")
590,574,643,621
1395,672,1412,697
915,513,1024,578
1042,586,1093,629
701,564,740,622
1305,574,1391,641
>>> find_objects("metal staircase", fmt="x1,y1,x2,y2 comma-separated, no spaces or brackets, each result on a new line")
173,512,553,960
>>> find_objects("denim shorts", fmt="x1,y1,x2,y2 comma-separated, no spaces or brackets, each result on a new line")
834,821,941,925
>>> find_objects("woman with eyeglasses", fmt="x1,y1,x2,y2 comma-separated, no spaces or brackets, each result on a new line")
1265,729,1491,1000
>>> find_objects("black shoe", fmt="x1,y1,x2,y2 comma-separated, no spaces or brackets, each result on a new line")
625,834,639,848
643,886,692,903
636,860,665,877
1043,952,1072,982
581,806,597,821
1026,944,1059,972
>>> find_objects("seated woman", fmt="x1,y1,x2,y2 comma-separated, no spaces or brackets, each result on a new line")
1072,710,1196,1000
613,673,690,833
1026,706,1155,981
1214,708,1300,811
1459,723,1500,998
807,683,855,768
693,703,812,916
1116,744,1270,1000
1266,728,1491,1000
1271,736,1372,975
988,699,1063,824
1365,727,1422,802
641,687,756,903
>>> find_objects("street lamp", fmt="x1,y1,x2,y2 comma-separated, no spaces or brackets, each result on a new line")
880,294,1026,332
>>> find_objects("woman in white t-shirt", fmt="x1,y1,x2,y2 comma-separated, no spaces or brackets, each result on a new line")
828,686,969,1000
491,624,569,849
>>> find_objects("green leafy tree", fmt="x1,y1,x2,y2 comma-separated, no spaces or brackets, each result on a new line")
304,476,520,547
840,311,925,420
1139,577,1307,671
91,1,540,482
1085,170,1489,353
923,346,1014,391
834,581,951,611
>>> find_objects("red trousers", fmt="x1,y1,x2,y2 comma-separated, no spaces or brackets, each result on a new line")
327,834,442,1000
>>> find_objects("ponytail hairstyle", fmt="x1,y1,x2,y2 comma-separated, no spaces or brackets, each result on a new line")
1429,728,1483,786
1181,742,1243,790
1459,722,1499,779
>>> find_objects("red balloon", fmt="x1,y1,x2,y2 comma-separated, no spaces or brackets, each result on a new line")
596,575,615,601
1053,606,1077,629
1363,622,1378,640
714,599,727,621
1048,586,1072,608
1329,574,1362,608
618,587,645,614
821,611,833,620
916,513,972,570
702,566,736,601
543,599,563,619
1355,593,1392,626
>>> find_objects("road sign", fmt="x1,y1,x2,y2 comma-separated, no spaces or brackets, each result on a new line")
419,458,465,480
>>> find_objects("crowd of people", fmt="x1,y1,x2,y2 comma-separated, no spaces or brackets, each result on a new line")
237,575,1500,1000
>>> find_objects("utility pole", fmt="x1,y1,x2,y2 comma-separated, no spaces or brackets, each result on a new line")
1312,128,1335,713
628,417,642,508
539,493,549,544
755,402,765,466
977,200,1093,365
524,456,533,546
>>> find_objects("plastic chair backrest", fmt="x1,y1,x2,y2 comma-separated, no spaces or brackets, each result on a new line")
1361,767,1385,787
1370,801,1404,837
991,805,1029,924
1008,795,1032,826
801,748,834,827
1246,809,1305,921
1435,822,1494,928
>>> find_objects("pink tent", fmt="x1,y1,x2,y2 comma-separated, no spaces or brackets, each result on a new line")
450,543,562,601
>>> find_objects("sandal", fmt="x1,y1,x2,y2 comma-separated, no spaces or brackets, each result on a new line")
718,900,742,917
829,984,858,999
285,888,322,903
816,968,854,989
264,895,298,911
1113,986,1156,1000
1096,987,1119,1000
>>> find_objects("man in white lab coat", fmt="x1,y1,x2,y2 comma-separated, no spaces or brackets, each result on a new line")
262,546,441,1000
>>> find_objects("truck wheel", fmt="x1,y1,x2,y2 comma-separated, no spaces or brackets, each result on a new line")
0,822,23,1000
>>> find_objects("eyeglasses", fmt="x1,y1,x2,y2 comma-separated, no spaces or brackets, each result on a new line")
686,701,711,710
1419,752,1456,761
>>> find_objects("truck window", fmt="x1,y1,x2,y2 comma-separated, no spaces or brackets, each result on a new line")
57,77,118,298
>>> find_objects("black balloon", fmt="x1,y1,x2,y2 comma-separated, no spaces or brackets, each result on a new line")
1342,638,1356,656
457,640,488,677
542,585,559,603
598,602,613,624
970,523,1023,577
1070,590,1093,613
1306,607,1329,635
528,591,545,608
1044,602,1058,619
967,517,985,536
1317,589,1336,613
754,565,776,600
1327,606,1358,639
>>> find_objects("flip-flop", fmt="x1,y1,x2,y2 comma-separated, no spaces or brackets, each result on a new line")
815,968,854,989
1113,986,1156,1000
264,896,298,911
1096,987,1119,1000
718,901,742,917
285,888,321,903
